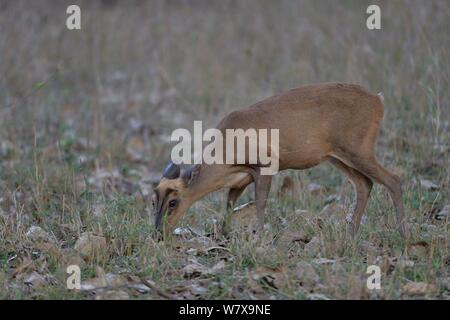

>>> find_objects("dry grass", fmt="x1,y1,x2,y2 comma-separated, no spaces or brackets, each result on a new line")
0,0,448,299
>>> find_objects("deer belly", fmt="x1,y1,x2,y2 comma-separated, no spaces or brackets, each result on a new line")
224,172,252,188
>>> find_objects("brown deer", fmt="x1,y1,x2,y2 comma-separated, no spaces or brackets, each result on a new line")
151,83,406,239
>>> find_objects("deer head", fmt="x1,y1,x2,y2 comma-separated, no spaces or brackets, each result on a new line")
151,161,201,237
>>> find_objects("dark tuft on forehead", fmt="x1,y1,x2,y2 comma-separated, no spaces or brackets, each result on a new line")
162,162,180,179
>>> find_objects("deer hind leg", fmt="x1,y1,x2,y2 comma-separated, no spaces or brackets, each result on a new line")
328,157,373,235
336,152,406,238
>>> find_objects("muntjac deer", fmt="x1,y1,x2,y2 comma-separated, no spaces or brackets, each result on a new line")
151,83,406,239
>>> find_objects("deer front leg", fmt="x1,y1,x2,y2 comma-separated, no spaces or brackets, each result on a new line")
222,185,248,236
254,173,272,230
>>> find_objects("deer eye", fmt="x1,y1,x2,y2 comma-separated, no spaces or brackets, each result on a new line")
168,199,177,208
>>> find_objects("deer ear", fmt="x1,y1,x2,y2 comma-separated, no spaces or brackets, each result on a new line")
162,161,180,179
181,164,201,185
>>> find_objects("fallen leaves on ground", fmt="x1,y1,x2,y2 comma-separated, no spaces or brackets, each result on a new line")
23,272,47,289
402,282,437,296
277,228,312,250
182,259,226,279
26,226,55,243
171,280,210,299
232,202,257,229
80,267,128,291
95,290,130,300
11,257,34,278
408,241,429,260
294,261,319,287
74,232,108,260
248,266,287,294
304,237,321,256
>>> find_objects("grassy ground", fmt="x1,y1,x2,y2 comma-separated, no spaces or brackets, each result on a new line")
0,0,448,299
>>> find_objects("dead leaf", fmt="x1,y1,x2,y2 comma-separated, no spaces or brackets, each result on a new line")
232,202,257,228
184,236,216,250
182,260,226,279
294,209,317,222
34,242,61,261
408,241,429,259
95,290,130,300
11,257,34,277
277,228,311,249
304,237,321,256
60,248,85,267
26,226,54,243
403,282,437,296
23,272,47,288
80,267,130,291
74,232,107,259
248,266,287,293
171,280,209,299
294,261,319,287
